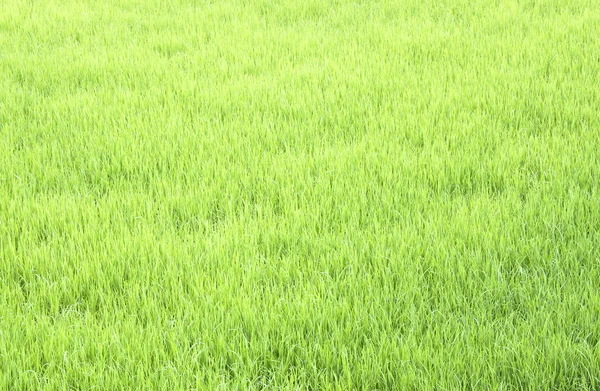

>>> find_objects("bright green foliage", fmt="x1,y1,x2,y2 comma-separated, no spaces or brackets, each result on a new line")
1,0,599,389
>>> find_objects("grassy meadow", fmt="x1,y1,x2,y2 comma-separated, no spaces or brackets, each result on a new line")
1,0,600,389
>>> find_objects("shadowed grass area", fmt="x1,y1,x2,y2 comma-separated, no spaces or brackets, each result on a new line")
1,0,599,389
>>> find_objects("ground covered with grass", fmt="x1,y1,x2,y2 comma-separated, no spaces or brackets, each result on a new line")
1,0,599,389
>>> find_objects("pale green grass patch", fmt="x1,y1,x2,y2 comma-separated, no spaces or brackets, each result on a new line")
1,0,599,389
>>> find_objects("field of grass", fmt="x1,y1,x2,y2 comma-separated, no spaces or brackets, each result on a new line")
1,0,599,389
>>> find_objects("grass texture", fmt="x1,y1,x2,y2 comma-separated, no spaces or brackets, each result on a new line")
1,0,600,389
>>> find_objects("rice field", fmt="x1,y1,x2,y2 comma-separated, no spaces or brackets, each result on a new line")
1,0,599,389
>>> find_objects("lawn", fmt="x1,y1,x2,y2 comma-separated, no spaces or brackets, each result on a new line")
1,0,599,389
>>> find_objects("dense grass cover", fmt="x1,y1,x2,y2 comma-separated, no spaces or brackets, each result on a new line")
1,0,599,389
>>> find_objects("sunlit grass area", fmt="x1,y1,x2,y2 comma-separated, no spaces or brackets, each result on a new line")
1,0,599,389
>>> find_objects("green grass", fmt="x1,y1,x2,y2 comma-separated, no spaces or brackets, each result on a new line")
1,0,600,389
